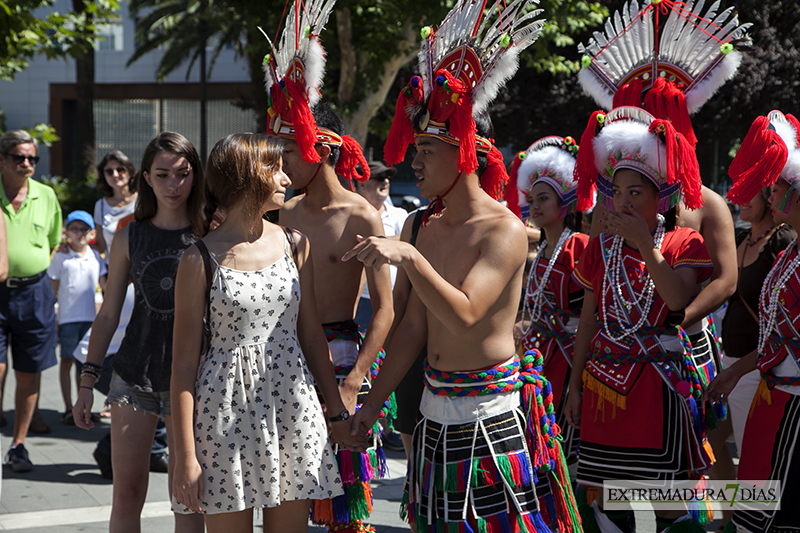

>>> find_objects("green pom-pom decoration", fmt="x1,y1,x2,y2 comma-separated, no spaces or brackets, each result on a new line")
262,54,271,65
421,26,432,39
596,113,606,124
721,43,734,54
305,26,311,38
499,33,511,48
517,152,526,161
581,55,592,68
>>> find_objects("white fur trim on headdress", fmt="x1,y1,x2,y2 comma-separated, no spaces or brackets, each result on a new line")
770,111,800,190
593,117,667,186
517,144,578,204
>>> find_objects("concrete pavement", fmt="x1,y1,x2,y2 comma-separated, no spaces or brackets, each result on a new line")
0,353,722,531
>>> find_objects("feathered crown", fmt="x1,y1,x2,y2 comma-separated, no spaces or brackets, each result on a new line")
514,136,580,221
727,111,800,207
577,0,751,146
384,0,545,201
262,0,368,183
574,106,703,212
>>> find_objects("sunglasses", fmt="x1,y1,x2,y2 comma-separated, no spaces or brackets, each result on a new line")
369,173,391,181
7,154,40,165
104,166,127,176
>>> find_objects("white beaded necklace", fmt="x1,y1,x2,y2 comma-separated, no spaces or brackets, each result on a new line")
520,228,574,339
758,239,800,354
601,215,666,343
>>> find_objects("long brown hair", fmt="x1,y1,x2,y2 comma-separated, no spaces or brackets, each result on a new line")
96,150,137,197
202,133,283,236
135,132,204,235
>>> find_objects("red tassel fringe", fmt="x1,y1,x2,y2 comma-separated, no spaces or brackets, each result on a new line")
336,135,370,187
429,69,478,175
645,78,697,147
384,77,423,166
505,152,525,218
481,144,508,201
574,111,605,211
727,116,789,206
648,119,703,210
613,78,643,109
284,79,322,164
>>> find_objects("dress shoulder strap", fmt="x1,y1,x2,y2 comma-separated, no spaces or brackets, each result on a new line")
195,240,215,357
282,226,299,266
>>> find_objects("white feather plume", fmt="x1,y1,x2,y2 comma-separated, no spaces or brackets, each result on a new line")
418,0,544,115
261,0,336,102
578,0,750,114
769,111,800,185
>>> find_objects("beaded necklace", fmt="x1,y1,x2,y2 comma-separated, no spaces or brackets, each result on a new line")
601,215,666,343
757,239,800,355
520,228,574,339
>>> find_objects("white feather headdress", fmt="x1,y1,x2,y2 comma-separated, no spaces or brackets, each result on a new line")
577,0,751,129
261,0,338,163
384,0,545,188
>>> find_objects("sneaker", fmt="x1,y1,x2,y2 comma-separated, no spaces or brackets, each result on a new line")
382,430,405,452
5,443,34,472
149,451,169,473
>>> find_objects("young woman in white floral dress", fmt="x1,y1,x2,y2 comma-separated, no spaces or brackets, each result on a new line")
171,133,351,533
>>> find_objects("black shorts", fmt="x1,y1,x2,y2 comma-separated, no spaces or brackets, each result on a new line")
0,274,58,373
393,346,426,435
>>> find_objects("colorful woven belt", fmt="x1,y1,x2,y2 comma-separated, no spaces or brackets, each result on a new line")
422,350,581,526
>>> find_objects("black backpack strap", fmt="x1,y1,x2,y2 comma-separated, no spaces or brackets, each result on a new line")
282,226,299,265
410,208,425,247
195,240,215,356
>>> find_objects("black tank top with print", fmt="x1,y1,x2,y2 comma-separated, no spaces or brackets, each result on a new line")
112,220,195,392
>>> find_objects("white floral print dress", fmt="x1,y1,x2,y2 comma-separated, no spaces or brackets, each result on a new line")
191,234,342,514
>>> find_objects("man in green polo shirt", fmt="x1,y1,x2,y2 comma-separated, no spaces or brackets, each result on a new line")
0,130,61,472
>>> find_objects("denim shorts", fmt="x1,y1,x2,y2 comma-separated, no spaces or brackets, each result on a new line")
0,274,58,373
106,371,172,417
58,321,92,361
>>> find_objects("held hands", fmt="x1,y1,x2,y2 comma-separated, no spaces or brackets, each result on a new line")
564,388,582,430
347,402,381,453
72,387,95,429
338,382,359,418
342,235,411,269
173,458,205,513
601,204,654,250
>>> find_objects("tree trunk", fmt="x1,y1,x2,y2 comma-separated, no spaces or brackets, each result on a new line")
72,0,95,182
336,7,356,104
340,19,417,149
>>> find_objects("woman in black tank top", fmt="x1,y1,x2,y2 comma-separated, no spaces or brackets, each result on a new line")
72,132,205,532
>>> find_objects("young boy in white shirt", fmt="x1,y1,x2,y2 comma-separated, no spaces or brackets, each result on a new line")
48,210,107,424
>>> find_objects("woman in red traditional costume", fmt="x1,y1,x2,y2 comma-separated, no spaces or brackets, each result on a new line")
708,110,800,533
565,106,714,533
514,136,588,465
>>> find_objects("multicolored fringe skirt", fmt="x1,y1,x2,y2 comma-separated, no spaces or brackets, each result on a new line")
404,352,581,533
310,321,395,531
730,380,800,532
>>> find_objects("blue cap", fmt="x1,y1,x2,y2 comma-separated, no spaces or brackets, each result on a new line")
65,210,95,230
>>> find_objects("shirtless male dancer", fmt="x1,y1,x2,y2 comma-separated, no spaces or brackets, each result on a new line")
263,4,394,528
278,103,394,533
343,2,578,531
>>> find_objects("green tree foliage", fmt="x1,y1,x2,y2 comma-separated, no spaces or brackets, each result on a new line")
128,0,608,147
0,0,119,80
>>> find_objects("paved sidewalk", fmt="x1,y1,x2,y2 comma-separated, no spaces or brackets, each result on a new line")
0,357,723,531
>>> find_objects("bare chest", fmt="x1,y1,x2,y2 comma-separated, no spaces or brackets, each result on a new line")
418,225,481,288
